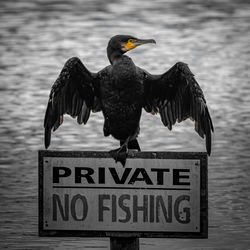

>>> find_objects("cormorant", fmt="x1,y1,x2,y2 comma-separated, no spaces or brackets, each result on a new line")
44,35,214,166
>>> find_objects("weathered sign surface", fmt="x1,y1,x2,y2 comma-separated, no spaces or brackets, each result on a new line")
39,151,207,238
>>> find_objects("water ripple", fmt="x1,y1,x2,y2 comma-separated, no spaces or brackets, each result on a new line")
1,0,250,249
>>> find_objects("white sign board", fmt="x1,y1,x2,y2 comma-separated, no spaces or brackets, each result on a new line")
39,151,207,238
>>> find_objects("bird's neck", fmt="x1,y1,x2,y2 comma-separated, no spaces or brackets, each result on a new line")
107,48,125,64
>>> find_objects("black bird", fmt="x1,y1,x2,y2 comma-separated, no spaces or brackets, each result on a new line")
44,35,214,166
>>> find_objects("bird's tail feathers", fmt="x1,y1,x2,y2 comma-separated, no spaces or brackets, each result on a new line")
120,139,141,151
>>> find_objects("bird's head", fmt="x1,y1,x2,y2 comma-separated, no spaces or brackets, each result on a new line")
107,35,156,63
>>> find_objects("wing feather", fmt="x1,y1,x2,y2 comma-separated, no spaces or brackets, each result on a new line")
44,57,100,149
143,62,214,155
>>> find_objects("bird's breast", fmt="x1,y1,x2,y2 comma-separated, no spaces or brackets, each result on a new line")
99,56,144,117
110,56,137,82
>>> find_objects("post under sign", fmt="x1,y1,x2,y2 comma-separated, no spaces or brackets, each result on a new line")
39,151,207,238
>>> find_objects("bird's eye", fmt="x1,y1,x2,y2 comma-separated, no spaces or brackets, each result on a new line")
129,39,133,43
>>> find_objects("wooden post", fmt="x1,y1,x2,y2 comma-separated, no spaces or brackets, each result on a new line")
110,237,139,250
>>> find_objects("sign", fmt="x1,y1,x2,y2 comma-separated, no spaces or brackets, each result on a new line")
39,151,207,238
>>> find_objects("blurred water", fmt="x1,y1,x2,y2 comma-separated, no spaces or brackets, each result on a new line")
0,0,250,249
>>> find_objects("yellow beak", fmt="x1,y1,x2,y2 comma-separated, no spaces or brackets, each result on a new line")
125,39,156,50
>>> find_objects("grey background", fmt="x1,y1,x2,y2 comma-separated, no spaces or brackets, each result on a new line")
0,0,250,249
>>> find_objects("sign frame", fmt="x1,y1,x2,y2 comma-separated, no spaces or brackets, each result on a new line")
38,150,208,238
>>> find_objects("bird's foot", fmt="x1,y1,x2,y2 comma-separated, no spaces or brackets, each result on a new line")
109,144,128,167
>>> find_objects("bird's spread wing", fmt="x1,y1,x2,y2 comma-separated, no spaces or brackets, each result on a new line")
143,62,214,155
44,57,100,149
